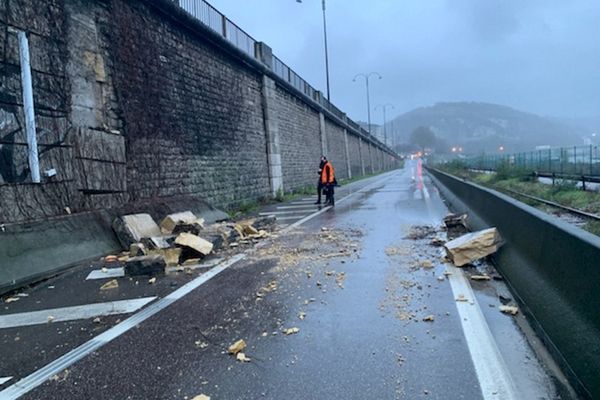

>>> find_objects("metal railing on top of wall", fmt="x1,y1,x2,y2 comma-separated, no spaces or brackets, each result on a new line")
174,0,395,156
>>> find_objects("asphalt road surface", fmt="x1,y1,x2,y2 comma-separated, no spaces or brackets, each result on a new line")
0,160,577,399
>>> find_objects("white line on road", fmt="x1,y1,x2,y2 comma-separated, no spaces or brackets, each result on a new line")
0,254,246,400
289,200,317,204
0,297,157,330
275,205,320,210
259,210,321,215
275,215,310,221
0,377,12,385
86,267,125,280
447,266,518,400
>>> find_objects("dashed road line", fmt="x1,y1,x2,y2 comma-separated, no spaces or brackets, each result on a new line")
0,254,246,400
0,297,157,329
259,210,320,216
275,215,313,221
275,205,320,210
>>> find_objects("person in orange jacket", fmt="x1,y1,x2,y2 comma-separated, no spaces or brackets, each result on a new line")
320,156,336,206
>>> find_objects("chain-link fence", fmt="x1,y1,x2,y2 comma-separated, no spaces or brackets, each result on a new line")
463,145,600,178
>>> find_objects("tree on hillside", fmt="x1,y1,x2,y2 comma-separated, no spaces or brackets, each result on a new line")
410,126,437,151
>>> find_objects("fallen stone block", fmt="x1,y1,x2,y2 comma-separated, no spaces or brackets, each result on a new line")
147,248,182,267
175,232,214,257
113,214,162,249
141,236,172,250
160,211,204,234
124,255,166,276
443,213,468,229
444,228,502,267
129,242,147,257
236,220,259,236
253,215,276,231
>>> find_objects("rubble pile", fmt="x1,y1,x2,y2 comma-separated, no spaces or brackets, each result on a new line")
109,212,275,277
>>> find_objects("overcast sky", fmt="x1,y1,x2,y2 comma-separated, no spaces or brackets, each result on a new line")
212,0,600,123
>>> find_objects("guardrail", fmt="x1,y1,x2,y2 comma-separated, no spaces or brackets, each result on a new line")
427,167,600,399
174,0,395,156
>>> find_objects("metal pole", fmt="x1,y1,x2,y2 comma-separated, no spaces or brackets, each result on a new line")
18,31,40,183
322,0,330,101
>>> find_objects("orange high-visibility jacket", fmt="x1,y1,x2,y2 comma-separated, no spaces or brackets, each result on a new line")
320,161,335,184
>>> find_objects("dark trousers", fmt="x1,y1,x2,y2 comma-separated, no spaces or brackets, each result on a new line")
325,184,335,205
316,182,325,203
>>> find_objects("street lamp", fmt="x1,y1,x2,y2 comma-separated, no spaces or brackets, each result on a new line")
353,72,382,136
375,103,394,146
297,0,331,101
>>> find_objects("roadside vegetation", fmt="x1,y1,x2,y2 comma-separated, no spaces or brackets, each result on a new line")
437,160,600,236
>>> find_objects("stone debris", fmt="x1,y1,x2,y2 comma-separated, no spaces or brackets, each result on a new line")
455,294,468,302
175,233,214,257
422,315,435,322
112,213,162,248
236,352,251,362
148,277,156,284
430,237,445,247
129,242,147,257
192,395,211,400
499,305,519,315
4,297,20,304
104,255,118,263
160,211,204,234
228,339,247,355
124,255,166,276
443,213,468,229
283,327,300,335
100,279,119,291
253,215,276,231
444,228,502,267
420,260,434,269
470,275,491,281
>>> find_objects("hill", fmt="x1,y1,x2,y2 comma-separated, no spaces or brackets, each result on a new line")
386,102,591,153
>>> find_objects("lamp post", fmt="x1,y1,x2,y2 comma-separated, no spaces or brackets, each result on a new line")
297,0,331,101
375,103,394,146
353,72,382,136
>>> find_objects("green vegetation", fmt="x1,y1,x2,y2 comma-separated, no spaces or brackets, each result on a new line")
437,161,600,235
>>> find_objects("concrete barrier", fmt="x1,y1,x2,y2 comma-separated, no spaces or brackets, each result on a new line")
0,211,121,294
428,167,600,399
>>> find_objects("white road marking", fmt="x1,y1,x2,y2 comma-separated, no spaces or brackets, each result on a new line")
447,266,518,400
0,254,246,400
289,200,317,204
259,210,320,215
0,297,157,329
86,267,125,280
0,377,12,385
275,215,310,221
275,205,320,210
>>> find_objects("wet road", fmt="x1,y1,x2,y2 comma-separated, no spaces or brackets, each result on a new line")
1,161,575,399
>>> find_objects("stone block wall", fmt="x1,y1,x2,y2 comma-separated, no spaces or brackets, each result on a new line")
275,86,322,191
0,0,398,225
108,0,271,207
324,120,348,180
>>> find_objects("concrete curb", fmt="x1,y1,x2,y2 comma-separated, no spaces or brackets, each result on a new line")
427,167,599,399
